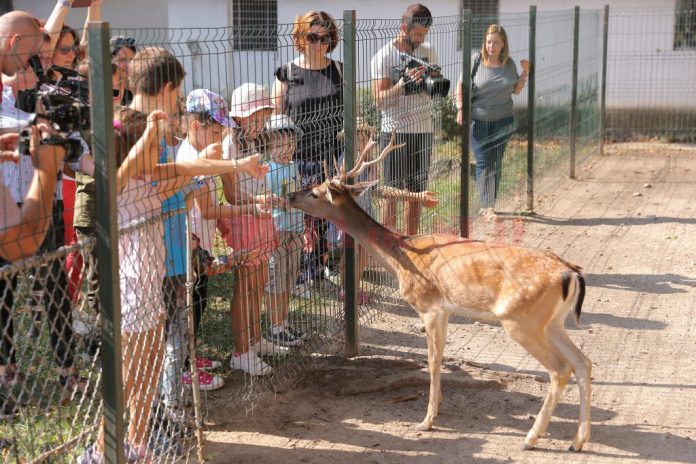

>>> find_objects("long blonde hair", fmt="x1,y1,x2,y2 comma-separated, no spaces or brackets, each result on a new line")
480,24,510,65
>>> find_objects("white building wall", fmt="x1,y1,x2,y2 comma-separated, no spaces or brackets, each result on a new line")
165,0,235,101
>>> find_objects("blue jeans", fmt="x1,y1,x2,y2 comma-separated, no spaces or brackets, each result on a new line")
471,116,515,209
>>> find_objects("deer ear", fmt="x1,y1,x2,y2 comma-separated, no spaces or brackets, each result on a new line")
345,180,379,197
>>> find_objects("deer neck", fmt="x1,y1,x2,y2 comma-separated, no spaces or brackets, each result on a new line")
331,200,407,276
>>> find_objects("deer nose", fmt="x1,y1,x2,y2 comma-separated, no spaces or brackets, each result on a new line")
287,191,297,205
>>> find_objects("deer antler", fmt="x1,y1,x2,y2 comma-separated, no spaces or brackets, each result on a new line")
344,130,405,180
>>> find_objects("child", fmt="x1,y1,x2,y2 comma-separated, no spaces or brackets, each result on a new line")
177,88,272,386
220,83,283,376
263,115,306,346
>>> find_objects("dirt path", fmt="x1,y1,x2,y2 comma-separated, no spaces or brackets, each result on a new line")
205,144,696,463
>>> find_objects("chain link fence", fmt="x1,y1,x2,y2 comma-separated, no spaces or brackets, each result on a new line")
7,4,691,461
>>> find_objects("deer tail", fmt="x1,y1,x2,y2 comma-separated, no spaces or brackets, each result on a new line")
561,269,586,326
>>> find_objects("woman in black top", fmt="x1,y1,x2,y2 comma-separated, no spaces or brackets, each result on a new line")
271,10,343,293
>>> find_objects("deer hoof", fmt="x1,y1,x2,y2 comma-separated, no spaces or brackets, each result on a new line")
568,440,585,452
415,420,432,432
569,430,588,452
523,431,538,450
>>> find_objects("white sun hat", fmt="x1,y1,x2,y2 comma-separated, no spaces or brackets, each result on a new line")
229,82,275,119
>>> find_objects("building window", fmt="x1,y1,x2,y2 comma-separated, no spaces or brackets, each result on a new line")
232,0,278,51
675,0,696,49
459,1,500,50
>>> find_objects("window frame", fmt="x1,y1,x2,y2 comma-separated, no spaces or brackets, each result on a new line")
232,0,278,52
674,0,696,50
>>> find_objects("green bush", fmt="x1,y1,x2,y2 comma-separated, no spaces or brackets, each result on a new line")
432,96,459,141
357,86,380,129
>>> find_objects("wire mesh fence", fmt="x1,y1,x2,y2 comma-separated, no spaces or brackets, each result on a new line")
6,4,690,461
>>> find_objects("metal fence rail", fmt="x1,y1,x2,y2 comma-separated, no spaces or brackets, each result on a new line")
8,5,692,461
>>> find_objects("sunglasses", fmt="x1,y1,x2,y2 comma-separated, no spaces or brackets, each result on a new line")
306,33,331,45
57,45,78,55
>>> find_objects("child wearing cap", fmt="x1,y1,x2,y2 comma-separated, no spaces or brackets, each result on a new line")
178,88,274,383
220,83,283,376
263,115,306,347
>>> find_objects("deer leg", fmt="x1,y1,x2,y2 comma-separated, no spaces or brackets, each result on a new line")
416,311,446,431
435,315,449,417
501,319,572,450
547,325,592,451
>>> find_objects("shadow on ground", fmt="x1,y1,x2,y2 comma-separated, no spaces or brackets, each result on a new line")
205,356,694,463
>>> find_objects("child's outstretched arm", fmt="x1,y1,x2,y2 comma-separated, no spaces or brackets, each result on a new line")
152,145,269,181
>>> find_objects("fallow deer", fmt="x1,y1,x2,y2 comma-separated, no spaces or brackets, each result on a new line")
288,132,592,451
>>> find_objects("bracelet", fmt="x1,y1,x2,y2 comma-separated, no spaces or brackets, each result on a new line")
57,0,71,8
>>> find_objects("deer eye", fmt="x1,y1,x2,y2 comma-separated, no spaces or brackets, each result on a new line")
309,191,318,199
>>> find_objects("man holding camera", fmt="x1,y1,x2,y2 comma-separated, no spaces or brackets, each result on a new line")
0,11,82,420
370,3,439,235
0,11,64,259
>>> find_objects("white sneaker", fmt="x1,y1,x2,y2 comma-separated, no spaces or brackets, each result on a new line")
230,350,272,376
253,338,290,356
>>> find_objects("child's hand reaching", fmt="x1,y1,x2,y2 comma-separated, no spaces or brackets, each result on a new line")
244,202,272,218
236,153,270,179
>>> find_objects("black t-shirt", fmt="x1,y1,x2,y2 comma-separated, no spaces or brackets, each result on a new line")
275,60,343,166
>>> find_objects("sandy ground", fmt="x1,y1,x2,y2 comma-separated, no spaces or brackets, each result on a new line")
204,144,696,463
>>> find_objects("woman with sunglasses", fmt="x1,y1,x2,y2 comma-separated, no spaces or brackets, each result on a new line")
109,35,137,105
48,25,81,82
44,24,87,310
271,10,343,297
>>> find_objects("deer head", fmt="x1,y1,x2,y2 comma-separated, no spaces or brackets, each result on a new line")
288,130,405,222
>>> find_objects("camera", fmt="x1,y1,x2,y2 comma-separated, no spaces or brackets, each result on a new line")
391,52,450,98
15,57,90,163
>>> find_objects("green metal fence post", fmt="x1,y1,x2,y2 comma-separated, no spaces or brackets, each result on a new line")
88,22,124,464
570,6,580,178
526,6,536,213
342,10,358,358
599,4,609,156
459,8,472,238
